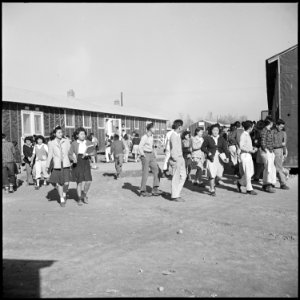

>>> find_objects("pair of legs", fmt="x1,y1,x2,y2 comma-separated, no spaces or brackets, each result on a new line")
194,166,203,184
274,148,288,187
76,181,91,203
170,157,187,199
105,147,112,162
124,148,129,163
2,163,16,191
115,154,123,177
140,152,160,193
260,149,276,190
57,182,69,202
184,157,192,181
25,163,34,185
35,160,49,187
238,153,255,192
207,153,224,194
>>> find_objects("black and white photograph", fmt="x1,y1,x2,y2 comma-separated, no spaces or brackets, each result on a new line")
2,2,298,298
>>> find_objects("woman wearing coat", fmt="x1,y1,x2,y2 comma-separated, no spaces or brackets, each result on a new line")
46,126,71,207
69,127,96,206
201,124,230,196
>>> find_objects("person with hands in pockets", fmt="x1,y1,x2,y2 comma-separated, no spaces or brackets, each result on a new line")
169,119,187,202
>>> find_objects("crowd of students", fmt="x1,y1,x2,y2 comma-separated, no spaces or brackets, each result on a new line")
2,115,290,206
137,116,290,201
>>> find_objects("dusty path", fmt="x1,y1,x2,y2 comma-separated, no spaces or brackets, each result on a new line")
3,160,298,297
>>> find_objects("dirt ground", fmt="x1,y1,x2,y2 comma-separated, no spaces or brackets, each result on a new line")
3,156,298,297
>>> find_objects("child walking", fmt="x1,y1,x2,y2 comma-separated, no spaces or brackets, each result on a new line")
31,135,49,189
131,133,141,162
23,136,35,185
111,134,125,179
69,127,95,206
123,134,130,163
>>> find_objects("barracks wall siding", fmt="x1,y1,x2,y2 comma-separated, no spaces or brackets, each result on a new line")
2,101,167,153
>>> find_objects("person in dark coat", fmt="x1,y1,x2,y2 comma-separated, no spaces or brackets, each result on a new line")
201,124,230,196
69,127,96,206
23,136,35,185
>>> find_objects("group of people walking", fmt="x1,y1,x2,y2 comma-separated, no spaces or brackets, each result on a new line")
137,116,290,201
2,115,290,206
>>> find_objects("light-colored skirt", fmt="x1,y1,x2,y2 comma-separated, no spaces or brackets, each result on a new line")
132,144,139,155
207,151,224,179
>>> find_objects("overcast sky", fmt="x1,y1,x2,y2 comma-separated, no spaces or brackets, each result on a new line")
2,3,298,121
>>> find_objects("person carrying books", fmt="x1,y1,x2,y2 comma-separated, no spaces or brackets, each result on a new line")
69,127,96,206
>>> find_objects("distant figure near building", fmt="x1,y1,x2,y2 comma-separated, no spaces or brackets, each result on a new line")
2,134,16,193
111,134,125,179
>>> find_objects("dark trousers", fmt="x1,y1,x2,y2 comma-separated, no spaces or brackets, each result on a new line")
2,163,16,187
253,162,264,180
140,152,159,192
114,154,123,175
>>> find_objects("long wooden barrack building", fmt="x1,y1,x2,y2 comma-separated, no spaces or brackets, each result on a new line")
2,86,168,153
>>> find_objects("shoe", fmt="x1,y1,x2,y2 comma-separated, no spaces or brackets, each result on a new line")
152,188,163,196
82,195,89,204
140,191,152,197
217,180,225,185
60,201,66,207
77,200,83,206
280,185,290,190
265,186,276,193
171,197,185,202
247,190,258,195
236,181,242,193
210,191,216,197
35,186,40,190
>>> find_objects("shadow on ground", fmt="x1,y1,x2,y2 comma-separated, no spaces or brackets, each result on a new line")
46,188,78,202
3,259,56,298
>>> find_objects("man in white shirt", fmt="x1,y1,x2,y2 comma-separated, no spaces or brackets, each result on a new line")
138,123,161,197
169,120,186,201
162,125,175,177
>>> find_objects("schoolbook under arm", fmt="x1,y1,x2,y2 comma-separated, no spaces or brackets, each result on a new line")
85,144,96,155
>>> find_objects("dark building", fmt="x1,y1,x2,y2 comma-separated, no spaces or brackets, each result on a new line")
265,45,298,168
2,86,168,153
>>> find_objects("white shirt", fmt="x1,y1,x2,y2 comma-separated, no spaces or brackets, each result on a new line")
32,143,48,155
165,130,174,152
212,135,219,145
77,140,87,154
239,131,253,153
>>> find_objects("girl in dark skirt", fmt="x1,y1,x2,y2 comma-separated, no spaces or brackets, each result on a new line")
69,127,95,206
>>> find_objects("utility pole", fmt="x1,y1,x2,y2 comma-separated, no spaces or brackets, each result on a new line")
120,92,123,106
